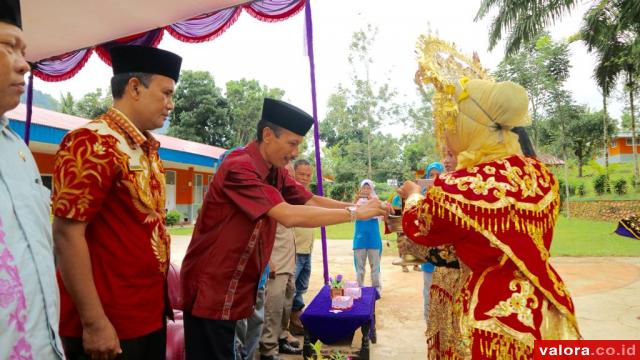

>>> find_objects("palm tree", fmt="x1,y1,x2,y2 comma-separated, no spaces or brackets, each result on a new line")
475,0,639,55
475,0,580,55
581,1,640,181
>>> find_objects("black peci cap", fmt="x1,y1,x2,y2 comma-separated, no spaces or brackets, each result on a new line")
110,45,182,82
261,98,313,136
0,0,21,29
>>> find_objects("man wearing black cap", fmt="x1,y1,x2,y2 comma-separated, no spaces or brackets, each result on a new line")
180,98,388,360
0,0,65,358
52,45,182,359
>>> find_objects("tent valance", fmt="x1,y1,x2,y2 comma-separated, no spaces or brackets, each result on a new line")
31,0,304,82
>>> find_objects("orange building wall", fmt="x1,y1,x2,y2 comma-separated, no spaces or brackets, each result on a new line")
32,152,56,174
169,168,214,205
610,137,640,156
29,151,214,208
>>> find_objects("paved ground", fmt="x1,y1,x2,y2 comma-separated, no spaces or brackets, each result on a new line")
171,236,640,359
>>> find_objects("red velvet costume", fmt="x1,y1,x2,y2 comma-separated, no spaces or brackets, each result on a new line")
403,155,580,359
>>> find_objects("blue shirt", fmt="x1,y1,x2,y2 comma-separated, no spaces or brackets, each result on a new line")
353,218,382,250
421,262,435,273
0,115,64,359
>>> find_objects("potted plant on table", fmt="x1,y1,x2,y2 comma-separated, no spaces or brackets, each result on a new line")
329,274,344,298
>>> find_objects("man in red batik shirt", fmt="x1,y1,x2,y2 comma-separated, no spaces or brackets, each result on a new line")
52,45,181,360
181,98,388,360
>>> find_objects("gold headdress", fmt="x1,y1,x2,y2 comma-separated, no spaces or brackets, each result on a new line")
415,35,493,157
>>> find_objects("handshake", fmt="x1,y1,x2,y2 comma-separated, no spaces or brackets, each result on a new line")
348,197,390,221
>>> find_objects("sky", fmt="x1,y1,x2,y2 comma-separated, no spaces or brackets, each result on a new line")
32,0,624,137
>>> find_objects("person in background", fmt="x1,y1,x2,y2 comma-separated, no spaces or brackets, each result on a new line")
0,0,65,357
352,179,383,296
259,162,302,360
419,161,444,322
290,159,315,335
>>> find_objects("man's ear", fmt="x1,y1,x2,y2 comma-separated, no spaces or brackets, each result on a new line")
262,127,272,144
126,77,143,100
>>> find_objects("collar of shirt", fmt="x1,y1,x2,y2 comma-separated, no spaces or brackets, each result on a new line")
106,107,160,151
246,141,276,181
0,114,8,130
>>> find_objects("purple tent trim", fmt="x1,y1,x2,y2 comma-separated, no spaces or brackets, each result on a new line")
304,0,329,284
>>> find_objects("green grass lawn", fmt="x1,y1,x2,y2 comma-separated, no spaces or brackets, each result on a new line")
550,216,640,256
315,216,640,257
168,226,195,236
169,216,640,256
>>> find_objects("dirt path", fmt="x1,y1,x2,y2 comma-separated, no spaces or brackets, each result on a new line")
171,237,640,359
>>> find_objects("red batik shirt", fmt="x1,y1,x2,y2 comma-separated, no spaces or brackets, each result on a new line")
180,141,313,320
52,108,170,339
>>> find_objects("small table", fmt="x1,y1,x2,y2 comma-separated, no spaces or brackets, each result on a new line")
300,285,378,359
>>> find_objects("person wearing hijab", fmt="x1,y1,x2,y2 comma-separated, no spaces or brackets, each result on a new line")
398,78,580,359
419,161,443,320
352,179,383,296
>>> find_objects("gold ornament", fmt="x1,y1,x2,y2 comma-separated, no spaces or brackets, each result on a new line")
415,35,493,157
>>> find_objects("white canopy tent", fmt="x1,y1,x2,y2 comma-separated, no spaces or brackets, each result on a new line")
18,0,332,283
22,0,250,61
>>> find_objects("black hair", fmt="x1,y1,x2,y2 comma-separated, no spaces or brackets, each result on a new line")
512,127,536,157
110,72,153,99
256,119,283,142
294,159,311,169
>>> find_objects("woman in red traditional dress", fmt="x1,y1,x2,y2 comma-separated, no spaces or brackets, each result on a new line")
398,78,581,359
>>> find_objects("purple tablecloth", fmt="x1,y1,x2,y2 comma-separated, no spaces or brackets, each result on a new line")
300,285,378,344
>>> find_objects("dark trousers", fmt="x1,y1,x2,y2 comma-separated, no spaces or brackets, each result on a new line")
184,312,237,360
62,327,166,360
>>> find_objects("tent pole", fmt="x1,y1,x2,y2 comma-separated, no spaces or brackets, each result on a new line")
304,0,329,284
24,72,34,145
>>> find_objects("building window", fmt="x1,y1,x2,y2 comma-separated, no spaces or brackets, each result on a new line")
165,170,176,186
193,174,203,205
625,137,640,146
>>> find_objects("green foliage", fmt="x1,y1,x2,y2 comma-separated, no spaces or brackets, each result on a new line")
475,0,579,55
168,70,232,148
75,88,112,119
561,106,616,177
494,33,571,147
57,88,112,119
575,183,586,197
613,178,628,196
58,92,76,115
225,79,284,147
320,26,404,195
20,89,59,111
593,174,611,195
328,182,356,202
166,210,182,226
312,340,349,360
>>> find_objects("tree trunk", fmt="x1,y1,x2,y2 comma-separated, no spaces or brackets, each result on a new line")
629,77,639,183
367,127,372,179
560,108,570,217
531,97,538,148
602,89,610,183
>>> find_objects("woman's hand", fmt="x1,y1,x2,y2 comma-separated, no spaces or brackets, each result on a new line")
397,181,422,199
